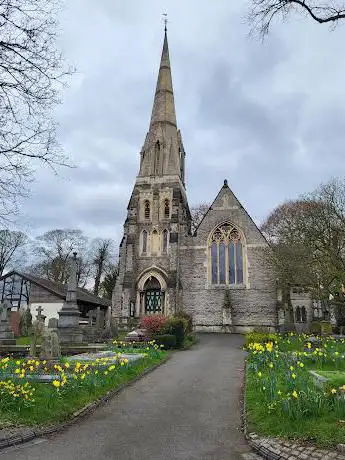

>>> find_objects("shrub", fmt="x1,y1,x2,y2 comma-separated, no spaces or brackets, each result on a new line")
140,315,167,335
311,321,332,335
244,332,277,348
153,334,177,349
174,310,193,333
163,317,187,348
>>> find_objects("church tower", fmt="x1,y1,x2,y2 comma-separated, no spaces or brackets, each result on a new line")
113,27,191,324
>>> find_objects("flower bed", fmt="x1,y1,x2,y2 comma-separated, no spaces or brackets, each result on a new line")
0,341,166,426
245,334,345,447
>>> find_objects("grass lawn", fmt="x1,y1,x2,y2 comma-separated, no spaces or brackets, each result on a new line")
246,369,345,447
245,334,345,448
0,349,166,426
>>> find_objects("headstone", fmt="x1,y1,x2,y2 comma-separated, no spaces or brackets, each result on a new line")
48,317,58,329
124,328,148,342
58,252,83,344
40,328,61,360
36,305,44,323
0,302,15,345
30,320,45,357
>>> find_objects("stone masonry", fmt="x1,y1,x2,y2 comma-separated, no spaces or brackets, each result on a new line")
112,28,278,333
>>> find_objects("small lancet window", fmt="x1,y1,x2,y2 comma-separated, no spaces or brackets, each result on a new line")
164,199,170,218
301,306,307,323
162,229,169,253
142,230,148,254
144,200,150,220
295,306,301,323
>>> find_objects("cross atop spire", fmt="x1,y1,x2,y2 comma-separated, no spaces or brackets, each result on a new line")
162,13,168,32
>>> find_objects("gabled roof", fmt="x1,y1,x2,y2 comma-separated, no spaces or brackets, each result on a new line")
0,271,111,308
194,179,270,245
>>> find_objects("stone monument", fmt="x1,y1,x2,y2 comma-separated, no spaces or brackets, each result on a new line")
58,252,83,344
0,301,15,345
40,328,61,360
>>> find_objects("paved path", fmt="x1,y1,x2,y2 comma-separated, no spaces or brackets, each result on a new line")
0,334,257,460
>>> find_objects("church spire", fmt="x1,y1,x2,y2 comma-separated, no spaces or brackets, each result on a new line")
138,27,185,181
149,27,177,129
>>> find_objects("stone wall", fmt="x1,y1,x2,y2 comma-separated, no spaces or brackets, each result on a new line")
180,183,278,332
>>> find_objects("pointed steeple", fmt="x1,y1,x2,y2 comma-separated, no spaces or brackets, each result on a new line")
138,28,185,181
149,28,177,128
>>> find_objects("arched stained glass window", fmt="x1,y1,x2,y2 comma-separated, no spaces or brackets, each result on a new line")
162,229,169,253
209,223,244,285
142,230,148,254
144,200,150,220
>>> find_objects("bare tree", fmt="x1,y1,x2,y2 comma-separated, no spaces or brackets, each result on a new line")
0,229,28,275
262,178,345,300
190,203,209,234
248,0,345,36
99,262,119,300
90,238,114,296
31,229,88,284
0,0,74,222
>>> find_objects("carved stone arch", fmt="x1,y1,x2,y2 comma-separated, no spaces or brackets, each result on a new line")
136,267,169,316
137,267,168,292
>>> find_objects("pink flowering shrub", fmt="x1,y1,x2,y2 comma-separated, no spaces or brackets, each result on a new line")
140,315,167,335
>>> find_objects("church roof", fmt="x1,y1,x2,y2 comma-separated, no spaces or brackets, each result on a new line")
194,179,270,245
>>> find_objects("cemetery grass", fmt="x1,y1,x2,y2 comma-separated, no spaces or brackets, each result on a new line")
245,334,345,448
0,353,166,426
246,369,345,448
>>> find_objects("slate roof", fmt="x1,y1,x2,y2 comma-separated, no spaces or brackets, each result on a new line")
0,271,111,308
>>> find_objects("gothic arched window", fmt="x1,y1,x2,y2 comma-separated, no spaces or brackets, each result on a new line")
301,306,307,323
209,223,244,285
142,230,148,254
295,306,301,323
164,199,170,218
144,200,150,220
162,229,169,253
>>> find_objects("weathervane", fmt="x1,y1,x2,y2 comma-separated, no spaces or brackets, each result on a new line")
162,13,168,32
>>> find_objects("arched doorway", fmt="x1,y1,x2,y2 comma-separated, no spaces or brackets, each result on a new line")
143,276,164,314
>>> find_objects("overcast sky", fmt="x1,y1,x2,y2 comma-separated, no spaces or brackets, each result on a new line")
17,0,345,245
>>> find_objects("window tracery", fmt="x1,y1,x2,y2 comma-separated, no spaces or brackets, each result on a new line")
209,223,244,285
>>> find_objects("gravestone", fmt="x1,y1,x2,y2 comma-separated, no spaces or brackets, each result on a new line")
40,328,60,360
48,317,58,329
30,320,45,357
0,302,15,345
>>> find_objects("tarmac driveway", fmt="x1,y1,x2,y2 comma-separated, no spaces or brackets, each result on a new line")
0,334,255,460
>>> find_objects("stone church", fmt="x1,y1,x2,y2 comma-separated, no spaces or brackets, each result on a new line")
112,29,278,333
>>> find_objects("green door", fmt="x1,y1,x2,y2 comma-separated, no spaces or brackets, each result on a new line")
145,289,162,313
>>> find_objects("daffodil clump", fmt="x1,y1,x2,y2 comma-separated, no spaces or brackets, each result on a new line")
247,333,345,422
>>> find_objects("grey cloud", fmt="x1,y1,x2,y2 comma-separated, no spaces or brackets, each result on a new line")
15,0,345,245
